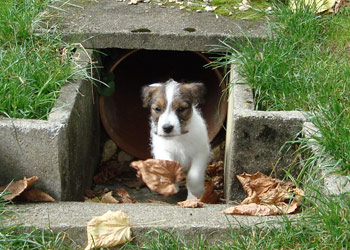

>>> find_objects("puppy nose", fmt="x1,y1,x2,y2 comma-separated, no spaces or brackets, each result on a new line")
162,124,174,134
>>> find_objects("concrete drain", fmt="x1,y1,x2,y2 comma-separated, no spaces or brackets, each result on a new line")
94,48,227,203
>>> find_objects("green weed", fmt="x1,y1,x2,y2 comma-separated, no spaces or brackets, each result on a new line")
213,2,350,173
0,0,90,120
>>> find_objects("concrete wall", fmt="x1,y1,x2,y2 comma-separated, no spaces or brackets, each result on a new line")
0,50,100,201
224,68,307,201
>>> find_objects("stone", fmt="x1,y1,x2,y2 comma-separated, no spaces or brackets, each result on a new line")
101,139,118,163
118,151,134,162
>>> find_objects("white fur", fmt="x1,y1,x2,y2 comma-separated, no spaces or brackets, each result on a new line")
149,81,211,200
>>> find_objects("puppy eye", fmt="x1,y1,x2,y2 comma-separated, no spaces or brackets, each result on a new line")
153,106,161,113
177,107,185,112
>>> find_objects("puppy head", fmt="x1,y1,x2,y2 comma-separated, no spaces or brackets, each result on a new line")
141,79,206,137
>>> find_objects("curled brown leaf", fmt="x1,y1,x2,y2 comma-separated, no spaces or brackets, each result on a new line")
117,188,136,203
221,172,304,216
130,159,183,197
20,188,55,202
0,176,39,201
178,199,204,208
101,191,119,204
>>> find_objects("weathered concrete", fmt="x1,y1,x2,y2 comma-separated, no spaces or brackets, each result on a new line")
302,122,350,196
7,202,291,248
0,50,100,201
224,68,307,201
50,0,267,51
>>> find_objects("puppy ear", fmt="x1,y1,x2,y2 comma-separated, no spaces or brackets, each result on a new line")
184,82,206,104
141,84,162,108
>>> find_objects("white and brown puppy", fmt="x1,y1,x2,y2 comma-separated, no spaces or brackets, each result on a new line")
142,79,211,200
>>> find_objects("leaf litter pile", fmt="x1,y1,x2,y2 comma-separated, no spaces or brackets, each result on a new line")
0,176,55,202
86,139,225,205
221,172,304,216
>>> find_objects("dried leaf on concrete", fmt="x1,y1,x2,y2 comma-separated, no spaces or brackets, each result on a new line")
116,188,136,203
20,188,55,202
221,172,304,216
85,210,132,250
178,199,204,208
101,191,119,204
221,203,286,216
200,180,220,204
0,176,38,200
130,159,184,197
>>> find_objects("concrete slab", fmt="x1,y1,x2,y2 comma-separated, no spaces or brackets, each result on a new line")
0,50,100,201
50,0,267,51
224,68,307,201
8,202,290,248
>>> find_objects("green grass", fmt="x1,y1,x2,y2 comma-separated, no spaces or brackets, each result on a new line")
1,0,350,249
116,2,350,249
0,192,70,249
213,2,350,174
0,0,89,120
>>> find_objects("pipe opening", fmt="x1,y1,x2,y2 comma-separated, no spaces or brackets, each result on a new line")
99,49,227,160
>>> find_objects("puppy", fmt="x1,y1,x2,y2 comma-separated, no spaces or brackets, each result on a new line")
142,79,211,200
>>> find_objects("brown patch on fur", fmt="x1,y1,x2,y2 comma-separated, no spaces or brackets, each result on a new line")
141,85,165,108
142,80,206,135
180,82,206,104
171,98,193,129
142,84,167,125
150,96,167,124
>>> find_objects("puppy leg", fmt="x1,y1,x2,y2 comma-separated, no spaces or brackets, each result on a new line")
186,156,208,200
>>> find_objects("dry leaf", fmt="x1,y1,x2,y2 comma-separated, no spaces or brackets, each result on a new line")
200,181,220,204
204,5,217,12
147,200,169,204
93,162,121,185
85,210,132,250
116,189,136,203
221,203,284,216
0,176,39,200
239,0,252,11
178,199,204,208
20,188,55,202
130,159,183,197
101,191,119,204
289,0,336,13
220,172,303,216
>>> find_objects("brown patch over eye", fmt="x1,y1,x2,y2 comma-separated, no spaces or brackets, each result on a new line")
180,82,206,104
172,100,192,123
151,98,166,123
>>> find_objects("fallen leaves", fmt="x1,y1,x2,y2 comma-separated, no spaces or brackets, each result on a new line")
117,188,136,203
239,0,252,11
0,176,55,202
130,159,183,197
221,172,303,216
20,188,55,202
85,189,136,204
200,180,221,204
178,199,204,208
85,210,132,250
289,0,348,14
101,191,119,204
93,161,122,185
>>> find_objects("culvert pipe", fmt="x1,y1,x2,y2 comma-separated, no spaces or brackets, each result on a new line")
99,49,227,159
